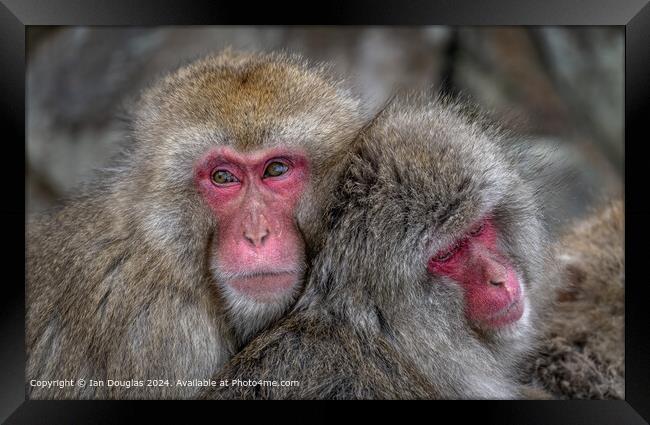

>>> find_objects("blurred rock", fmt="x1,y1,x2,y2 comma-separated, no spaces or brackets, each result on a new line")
531,27,624,171
454,27,573,136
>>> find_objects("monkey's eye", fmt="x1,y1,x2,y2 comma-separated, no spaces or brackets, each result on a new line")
433,249,455,263
469,221,485,237
263,161,289,178
211,169,239,185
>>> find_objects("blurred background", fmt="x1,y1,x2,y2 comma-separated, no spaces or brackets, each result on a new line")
26,26,623,232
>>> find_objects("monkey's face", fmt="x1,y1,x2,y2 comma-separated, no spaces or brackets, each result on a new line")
345,101,548,350
427,217,526,331
195,146,309,304
130,51,365,343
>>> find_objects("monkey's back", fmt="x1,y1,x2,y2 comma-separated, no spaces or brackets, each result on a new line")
531,200,624,399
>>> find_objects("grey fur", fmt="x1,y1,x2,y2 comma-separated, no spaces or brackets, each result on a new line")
201,96,560,399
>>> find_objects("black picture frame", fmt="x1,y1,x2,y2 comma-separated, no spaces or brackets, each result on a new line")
2,1,649,423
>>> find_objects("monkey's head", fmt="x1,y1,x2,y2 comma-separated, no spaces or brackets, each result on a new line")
308,98,555,389
121,50,365,343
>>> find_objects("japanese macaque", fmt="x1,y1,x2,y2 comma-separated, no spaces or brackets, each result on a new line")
201,98,559,400
530,199,624,399
26,50,367,399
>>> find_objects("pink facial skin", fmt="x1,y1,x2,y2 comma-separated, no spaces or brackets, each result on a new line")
427,218,524,329
195,147,310,302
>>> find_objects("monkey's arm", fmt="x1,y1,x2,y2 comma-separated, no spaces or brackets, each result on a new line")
201,311,437,400
200,314,348,400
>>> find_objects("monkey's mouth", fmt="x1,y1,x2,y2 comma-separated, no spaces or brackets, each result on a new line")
227,271,300,301
480,297,524,329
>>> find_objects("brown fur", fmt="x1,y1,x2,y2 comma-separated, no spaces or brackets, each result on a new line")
530,199,624,399
26,50,367,399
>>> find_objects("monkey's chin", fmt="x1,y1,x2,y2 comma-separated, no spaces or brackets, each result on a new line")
226,272,300,303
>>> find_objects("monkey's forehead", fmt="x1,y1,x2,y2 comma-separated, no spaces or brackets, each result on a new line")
364,105,506,176
349,104,518,236
139,53,358,123
132,52,365,156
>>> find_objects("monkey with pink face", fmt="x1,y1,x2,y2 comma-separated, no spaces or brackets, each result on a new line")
26,50,367,399
202,98,560,399
28,49,559,400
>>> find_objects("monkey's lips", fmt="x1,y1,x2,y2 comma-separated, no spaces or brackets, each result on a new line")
479,297,524,329
227,271,300,301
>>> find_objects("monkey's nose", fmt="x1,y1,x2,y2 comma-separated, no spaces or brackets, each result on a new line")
242,213,271,247
482,256,508,287
471,247,508,288
243,227,269,247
